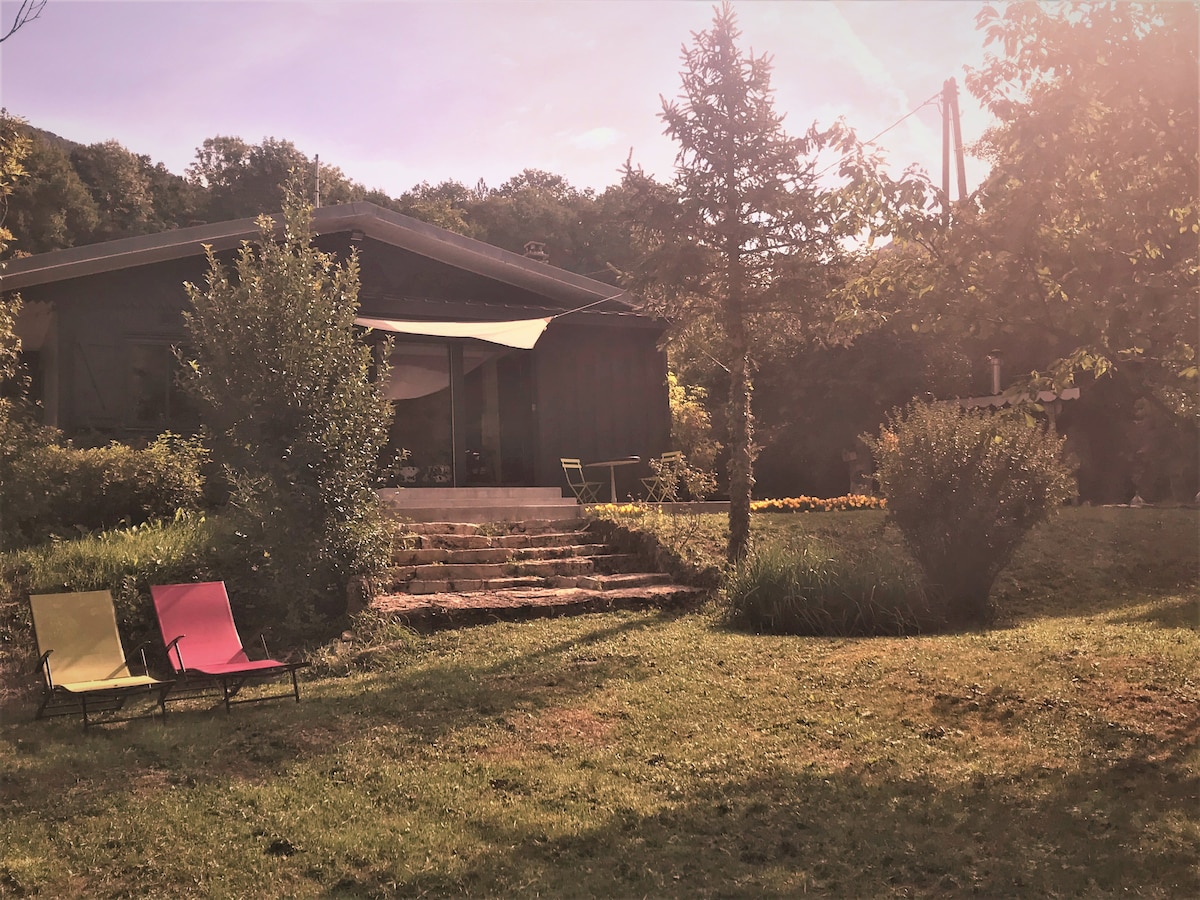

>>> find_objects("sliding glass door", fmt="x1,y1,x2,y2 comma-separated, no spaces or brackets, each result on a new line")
380,339,534,487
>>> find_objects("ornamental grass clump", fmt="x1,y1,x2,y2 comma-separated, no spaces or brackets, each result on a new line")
724,538,932,636
864,400,1076,628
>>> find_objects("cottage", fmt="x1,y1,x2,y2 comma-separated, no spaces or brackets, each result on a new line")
4,202,670,492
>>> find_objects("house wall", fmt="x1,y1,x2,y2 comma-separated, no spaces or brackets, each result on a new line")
18,257,206,438
533,319,671,495
11,236,670,489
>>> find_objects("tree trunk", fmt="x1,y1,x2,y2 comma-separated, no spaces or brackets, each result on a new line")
724,298,754,563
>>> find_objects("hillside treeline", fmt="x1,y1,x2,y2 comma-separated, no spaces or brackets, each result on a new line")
1,124,639,287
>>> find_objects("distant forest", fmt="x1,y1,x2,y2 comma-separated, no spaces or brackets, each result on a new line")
2,121,642,287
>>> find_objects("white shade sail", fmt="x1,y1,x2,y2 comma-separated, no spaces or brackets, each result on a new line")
354,315,552,349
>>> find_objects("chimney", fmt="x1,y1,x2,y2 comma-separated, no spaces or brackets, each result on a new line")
523,240,549,262
988,351,1002,395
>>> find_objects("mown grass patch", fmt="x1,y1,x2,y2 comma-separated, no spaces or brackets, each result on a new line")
0,507,1196,897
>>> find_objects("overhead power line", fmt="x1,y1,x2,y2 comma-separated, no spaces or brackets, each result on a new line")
814,89,943,180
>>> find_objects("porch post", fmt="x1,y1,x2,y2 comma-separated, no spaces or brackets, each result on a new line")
449,342,465,487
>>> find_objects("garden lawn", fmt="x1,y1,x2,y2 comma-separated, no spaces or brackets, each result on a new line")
0,507,1196,898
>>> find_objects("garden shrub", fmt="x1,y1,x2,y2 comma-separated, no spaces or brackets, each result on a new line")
0,426,207,550
181,192,393,633
0,513,223,667
724,538,933,636
864,400,1076,627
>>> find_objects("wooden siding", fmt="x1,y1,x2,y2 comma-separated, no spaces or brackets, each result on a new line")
532,320,670,493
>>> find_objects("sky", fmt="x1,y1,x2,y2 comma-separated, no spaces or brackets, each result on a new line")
0,0,998,198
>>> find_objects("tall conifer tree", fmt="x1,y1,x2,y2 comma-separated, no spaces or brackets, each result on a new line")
634,2,856,561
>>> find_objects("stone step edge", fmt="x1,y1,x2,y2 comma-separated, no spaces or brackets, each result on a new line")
394,532,596,552
402,571,671,595
385,506,586,524
371,584,708,629
393,544,612,565
395,520,587,536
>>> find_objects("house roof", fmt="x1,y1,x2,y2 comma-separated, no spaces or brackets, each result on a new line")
0,201,635,312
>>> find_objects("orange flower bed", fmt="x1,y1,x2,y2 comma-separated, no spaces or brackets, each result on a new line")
750,494,885,512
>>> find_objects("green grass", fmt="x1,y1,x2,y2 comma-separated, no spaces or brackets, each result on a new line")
0,508,1196,897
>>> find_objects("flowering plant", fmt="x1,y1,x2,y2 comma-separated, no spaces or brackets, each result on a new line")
750,494,885,513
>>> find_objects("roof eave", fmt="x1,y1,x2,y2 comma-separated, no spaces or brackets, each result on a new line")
1,201,636,311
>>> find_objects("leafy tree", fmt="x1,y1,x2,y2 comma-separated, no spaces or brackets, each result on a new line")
140,154,206,231
3,125,99,253
182,191,394,630
1,0,46,43
0,112,30,387
70,140,156,241
667,371,721,476
471,169,602,275
753,329,970,498
0,112,56,550
626,2,862,561
395,179,485,236
864,401,1076,627
843,1,1198,498
186,136,366,221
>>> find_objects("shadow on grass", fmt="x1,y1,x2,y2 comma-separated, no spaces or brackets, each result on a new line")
0,611,670,803
1108,595,1199,631
367,716,1200,898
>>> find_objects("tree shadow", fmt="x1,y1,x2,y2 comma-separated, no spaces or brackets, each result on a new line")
0,610,670,808
1107,595,1199,631
377,710,1200,898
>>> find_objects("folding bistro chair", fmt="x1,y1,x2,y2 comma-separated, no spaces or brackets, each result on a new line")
641,451,686,502
29,590,169,729
560,458,603,503
151,581,308,713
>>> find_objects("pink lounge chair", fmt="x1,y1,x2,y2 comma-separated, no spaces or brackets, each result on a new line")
151,581,307,712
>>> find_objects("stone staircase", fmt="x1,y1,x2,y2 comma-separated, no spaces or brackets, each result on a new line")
371,519,706,630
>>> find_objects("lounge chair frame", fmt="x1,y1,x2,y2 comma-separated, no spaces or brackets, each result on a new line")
152,582,308,713
29,590,170,730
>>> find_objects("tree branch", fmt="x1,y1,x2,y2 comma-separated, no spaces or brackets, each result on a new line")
1,0,47,43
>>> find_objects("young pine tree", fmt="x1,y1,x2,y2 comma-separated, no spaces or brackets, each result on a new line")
631,2,860,561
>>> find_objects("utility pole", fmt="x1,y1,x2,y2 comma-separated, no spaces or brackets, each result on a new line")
941,77,968,227
949,78,968,204
942,79,951,228
314,154,321,209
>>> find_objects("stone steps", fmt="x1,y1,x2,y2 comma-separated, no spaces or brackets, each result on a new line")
373,583,706,630
375,518,706,628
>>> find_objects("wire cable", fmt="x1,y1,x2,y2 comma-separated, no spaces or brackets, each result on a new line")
814,89,943,180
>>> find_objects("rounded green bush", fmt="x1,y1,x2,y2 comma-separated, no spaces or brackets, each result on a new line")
864,400,1077,627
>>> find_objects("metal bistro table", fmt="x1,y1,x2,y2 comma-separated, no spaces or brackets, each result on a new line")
584,456,641,503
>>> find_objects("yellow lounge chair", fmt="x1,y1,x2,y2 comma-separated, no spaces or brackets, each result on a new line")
29,590,169,729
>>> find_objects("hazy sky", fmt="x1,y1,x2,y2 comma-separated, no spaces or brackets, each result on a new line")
0,0,997,197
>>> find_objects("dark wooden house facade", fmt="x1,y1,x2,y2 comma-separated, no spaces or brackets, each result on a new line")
5,202,670,490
